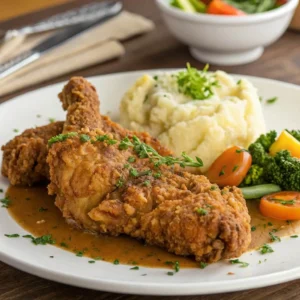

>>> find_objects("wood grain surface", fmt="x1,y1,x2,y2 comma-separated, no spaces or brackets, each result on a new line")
1,0,300,299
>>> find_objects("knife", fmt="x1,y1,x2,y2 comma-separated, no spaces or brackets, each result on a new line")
0,1,121,44
0,1,122,81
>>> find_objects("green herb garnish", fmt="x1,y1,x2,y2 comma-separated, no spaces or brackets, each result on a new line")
119,136,203,169
75,251,84,257
39,207,48,212
113,259,120,265
1,197,11,208
266,97,278,104
251,226,256,232
229,259,249,268
5,234,20,238
80,134,91,142
177,63,218,100
48,132,78,145
130,266,139,270
270,198,295,205
143,180,151,186
199,262,208,269
153,172,161,179
269,232,281,242
259,244,274,254
94,134,117,145
88,260,96,264
116,176,125,188
196,208,208,216
60,242,68,248
13,129,19,133
232,165,239,172
219,166,226,176
167,272,174,276
23,234,55,245
128,156,136,163
291,235,298,238
49,118,56,123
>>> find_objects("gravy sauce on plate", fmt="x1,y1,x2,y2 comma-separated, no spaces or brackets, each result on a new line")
6,186,300,267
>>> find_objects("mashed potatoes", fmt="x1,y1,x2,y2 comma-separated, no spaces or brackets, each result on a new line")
120,69,265,172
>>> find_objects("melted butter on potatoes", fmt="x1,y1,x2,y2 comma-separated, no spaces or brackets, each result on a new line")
120,70,265,172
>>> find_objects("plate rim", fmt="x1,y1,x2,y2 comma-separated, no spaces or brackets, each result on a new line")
1,69,300,295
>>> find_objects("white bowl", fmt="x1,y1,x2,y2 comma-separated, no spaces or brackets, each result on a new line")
156,0,299,65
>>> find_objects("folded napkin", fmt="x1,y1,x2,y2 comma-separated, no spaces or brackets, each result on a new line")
0,11,154,97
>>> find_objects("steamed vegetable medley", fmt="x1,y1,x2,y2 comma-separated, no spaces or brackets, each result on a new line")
206,130,300,220
170,0,287,16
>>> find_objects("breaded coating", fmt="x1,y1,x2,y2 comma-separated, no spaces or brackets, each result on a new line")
1,122,64,186
47,77,251,263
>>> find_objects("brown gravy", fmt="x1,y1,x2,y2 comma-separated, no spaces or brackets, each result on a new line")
6,186,300,267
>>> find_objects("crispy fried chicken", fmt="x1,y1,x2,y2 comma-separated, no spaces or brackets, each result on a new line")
1,122,64,186
1,78,170,186
47,77,251,263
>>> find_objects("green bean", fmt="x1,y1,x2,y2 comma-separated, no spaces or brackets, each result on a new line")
240,184,281,200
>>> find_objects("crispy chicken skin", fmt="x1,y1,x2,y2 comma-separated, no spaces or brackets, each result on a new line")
1,122,64,186
1,79,170,186
47,77,251,262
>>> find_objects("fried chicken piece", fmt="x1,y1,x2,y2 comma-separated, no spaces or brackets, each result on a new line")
1,122,64,186
47,77,251,262
1,78,170,187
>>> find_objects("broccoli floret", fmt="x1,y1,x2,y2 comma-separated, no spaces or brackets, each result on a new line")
248,143,273,167
286,130,300,142
254,130,277,152
240,165,265,187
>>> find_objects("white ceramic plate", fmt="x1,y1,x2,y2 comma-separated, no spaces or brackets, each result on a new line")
1,70,300,295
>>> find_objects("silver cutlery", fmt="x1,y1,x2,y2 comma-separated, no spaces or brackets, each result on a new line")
0,1,120,44
0,1,122,80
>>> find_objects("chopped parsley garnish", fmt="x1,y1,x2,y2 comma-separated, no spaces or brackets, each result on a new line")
48,132,78,145
237,79,242,85
113,259,120,265
259,244,274,254
143,180,151,186
269,232,280,243
0,189,3,193
266,97,278,104
219,166,226,176
210,185,217,191
80,134,90,142
270,198,295,205
13,129,19,133
75,251,84,257
177,63,218,100
229,259,249,268
119,137,133,150
116,176,125,188
236,149,248,153
23,234,55,245
153,172,161,179
130,266,139,270
49,118,56,123
267,222,273,226
196,208,208,216
291,235,298,238
167,272,174,276
153,75,158,80
94,256,102,260
124,163,130,169
128,156,136,163
1,197,11,208
129,168,139,177
164,261,180,273
232,165,239,172
199,262,208,269
39,207,48,212
119,136,203,169
60,242,69,248
94,134,117,145
88,260,96,264
251,226,256,232
5,234,20,238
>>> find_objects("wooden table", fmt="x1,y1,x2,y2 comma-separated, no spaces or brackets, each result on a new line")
1,0,300,298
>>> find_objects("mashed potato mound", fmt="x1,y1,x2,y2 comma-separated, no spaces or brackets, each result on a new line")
120,70,265,172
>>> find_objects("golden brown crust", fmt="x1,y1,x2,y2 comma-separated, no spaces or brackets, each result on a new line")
47,77,251,263
1,122,64,186
59,77,102,132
